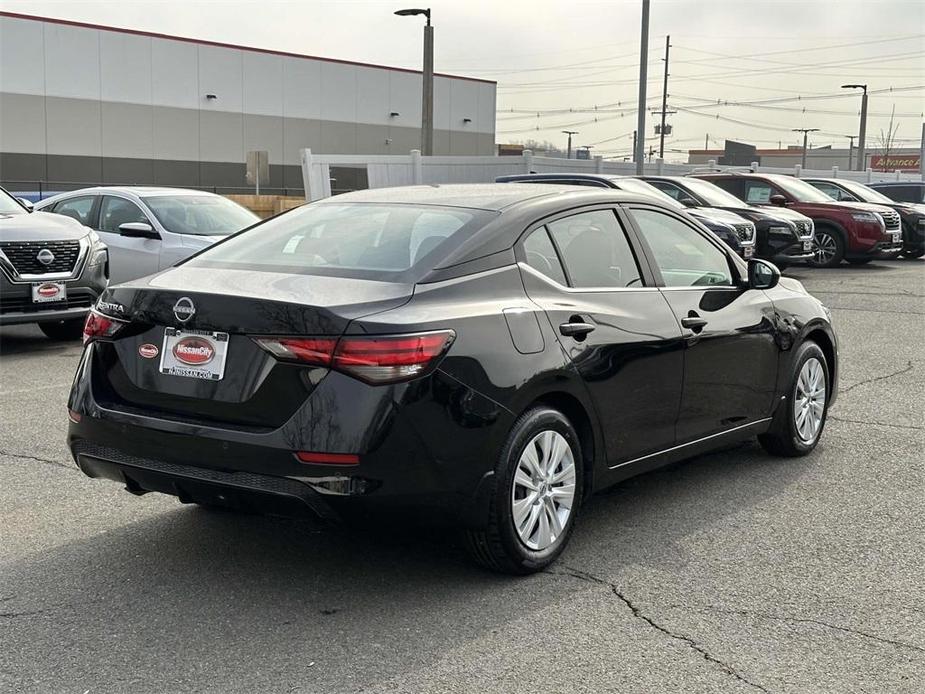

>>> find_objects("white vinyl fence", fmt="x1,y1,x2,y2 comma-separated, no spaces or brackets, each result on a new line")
299,148,923,202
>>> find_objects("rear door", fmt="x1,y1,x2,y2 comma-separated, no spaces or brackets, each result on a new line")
96,195,160,283
625,205,779,442
518,205,684,465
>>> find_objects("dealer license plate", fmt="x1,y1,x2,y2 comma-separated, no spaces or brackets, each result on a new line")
803,240,813,252
31,281,67,303
160,328,229,381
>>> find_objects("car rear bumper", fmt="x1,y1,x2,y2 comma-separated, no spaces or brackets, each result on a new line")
66,345,511,526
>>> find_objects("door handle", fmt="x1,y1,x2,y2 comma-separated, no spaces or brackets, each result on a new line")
559,321,596,338
680,316,708,332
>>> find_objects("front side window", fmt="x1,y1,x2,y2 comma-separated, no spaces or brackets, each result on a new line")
807,182,844,200
99,196,149,233
631,208,733,288
144,195,259,236
744,181,775,204
546,209,643,288
185,203,494,282
52,196,95,226
647,181,685,200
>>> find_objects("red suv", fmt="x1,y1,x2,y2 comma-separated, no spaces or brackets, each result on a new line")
695,173,902,267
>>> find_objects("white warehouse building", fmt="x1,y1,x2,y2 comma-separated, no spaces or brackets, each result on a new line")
0,12,497,195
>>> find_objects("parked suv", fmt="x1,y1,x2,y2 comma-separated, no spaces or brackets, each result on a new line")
805,178,925,259
642,175,814,268
0,186,109,339
495,173,757,259
868,181,925,204
35,187,259,284
695,173,901,267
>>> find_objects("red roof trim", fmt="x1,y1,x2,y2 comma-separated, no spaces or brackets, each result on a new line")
0,10,496,85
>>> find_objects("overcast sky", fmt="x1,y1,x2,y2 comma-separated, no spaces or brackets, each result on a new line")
2,0,922,161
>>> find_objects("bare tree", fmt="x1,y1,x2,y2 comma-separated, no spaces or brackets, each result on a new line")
874,105,901,171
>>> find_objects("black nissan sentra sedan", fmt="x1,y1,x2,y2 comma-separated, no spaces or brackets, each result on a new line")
68,184,838,574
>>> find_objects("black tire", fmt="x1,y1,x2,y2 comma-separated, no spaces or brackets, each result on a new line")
903,248,924,259
846,257,873,265
808,227,845,268
38,317,85,341
759,341,829,457
463,407,583,575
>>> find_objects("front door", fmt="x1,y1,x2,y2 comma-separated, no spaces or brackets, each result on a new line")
626,205,780,442
97,195,160,283
518,206,685,465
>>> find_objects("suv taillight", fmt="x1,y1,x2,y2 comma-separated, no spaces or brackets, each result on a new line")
82,309,127,344
253,331,455,384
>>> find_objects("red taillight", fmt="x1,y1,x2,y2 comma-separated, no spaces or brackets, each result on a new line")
82,309,126,345
253,330,455,384
295,451,360,465
334,332,455,383
253,337,337,365
67,409,82,423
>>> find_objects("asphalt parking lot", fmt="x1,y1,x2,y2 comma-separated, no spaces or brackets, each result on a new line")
1,259,923,694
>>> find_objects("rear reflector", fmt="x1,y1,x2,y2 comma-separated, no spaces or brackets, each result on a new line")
254,330,455,384
295,451,360,465
82,309,126,345
67,409,82,423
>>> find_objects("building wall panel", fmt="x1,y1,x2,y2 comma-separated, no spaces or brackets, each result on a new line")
46,96,101,157
0,17,45,95
153,106,199,161
200,110,244,163
152,39,200,110
244,51,283,117
44,23,101,100
282,57,322,120
100,31,152,105
0,93,46,154
199,45,243,113
102,102,154,159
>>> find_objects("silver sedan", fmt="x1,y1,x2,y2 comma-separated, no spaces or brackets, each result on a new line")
35,187,259,284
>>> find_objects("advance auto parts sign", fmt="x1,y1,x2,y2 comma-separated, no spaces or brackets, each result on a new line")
870,154,921,172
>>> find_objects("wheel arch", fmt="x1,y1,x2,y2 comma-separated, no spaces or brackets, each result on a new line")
526,390,600,500
802,324,838,405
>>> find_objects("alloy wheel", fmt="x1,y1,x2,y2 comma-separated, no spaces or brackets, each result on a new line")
793,357,826,443
813,231,838,266
511,430,576,551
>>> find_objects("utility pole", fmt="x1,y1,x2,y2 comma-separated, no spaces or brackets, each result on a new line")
704,133,709,150
632,130,637,162
845,135,856,170
842,84,868,170
634,0,650,174
395,8,434,155
658,35,671,159
562,130,578,159
920,122,925,178
792,128,820,169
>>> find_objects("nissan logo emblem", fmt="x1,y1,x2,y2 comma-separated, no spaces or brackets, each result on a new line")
173,296,196,323
36,249,55,266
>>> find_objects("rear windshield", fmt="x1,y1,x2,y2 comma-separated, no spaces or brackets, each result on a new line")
184,202,496,281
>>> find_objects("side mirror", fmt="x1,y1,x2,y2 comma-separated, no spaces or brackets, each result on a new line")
679,197,699,208
748,258,780,290
118,222,160,239
16,197,34,212
769,194,788,207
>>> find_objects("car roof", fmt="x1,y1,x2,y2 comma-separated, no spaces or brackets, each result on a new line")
869,181,922,187
323,183,652,211
496,173,623,185
40,186,218,202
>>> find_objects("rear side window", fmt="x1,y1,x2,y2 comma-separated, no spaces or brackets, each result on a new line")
647,181,684,200
547,209,643,289
52,196,95,226
522,227,567,285
185,203,496,282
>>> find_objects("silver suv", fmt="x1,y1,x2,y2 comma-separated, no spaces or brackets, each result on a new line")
0,187,109,340
35,187,259,284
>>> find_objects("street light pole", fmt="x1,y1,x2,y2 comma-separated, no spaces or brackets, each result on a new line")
634,0,650,174
658,34,670,159
793,128,820,169
396,8,434,156
562,130,578,159
842,84,868,171
845,135,855,171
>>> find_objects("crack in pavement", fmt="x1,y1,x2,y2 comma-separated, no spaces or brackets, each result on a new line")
672,605,925,654
829,415,923,431
0,609,46,619
547,566,771,694
0,449,74,471
839,360,915,396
